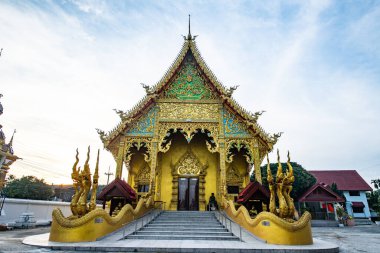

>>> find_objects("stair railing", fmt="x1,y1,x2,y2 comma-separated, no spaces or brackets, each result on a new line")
215,210,243,241
0,191,5,216
122,207,162,238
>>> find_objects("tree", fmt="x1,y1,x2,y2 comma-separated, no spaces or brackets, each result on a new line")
369,179,380,215
371,179,380,189
3,175,53,200
330,182,344,198
254,162,316,200
367,190,380,215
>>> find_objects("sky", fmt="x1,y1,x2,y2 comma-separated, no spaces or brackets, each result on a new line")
0,0,379,186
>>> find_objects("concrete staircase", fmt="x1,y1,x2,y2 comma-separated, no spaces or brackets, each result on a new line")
354,218,373,225
125,211,240,241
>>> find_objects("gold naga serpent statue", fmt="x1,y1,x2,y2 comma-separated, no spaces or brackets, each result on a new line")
70,146,99,218
267,149,296,219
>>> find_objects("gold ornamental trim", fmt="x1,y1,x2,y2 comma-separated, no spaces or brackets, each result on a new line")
159,102,219,122
158,122,219,153
124,137,153,163
225,138,255,164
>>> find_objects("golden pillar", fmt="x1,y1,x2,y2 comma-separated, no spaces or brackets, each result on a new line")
149,141,158,199
253,139,262,184
219,140,227,198
115,141,125,179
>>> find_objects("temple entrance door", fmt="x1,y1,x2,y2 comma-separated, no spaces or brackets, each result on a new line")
178,177,199,211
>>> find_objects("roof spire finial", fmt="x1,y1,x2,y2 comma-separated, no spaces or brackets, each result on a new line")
183,14,197,41
188,14,191,40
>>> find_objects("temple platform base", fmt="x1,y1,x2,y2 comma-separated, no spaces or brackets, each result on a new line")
24,232,338,253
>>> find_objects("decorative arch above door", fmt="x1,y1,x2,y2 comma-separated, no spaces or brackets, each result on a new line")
169,148,208,210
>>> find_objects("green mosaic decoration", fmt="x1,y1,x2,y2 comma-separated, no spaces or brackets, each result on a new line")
223,107,250,137
164,53,215,100
126,107,156,136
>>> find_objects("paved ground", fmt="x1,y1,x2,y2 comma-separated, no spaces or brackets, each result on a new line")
312,225,380,253
0,225,379,252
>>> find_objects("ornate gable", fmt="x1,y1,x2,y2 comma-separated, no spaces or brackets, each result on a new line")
163,51,217,100
100,38,277,152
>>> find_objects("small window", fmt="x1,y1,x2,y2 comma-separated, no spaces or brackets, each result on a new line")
352,206,364,213
227,186,240,194
138,184,149,193
349,191,360,196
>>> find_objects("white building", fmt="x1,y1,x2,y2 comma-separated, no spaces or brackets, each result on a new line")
309,170,372,219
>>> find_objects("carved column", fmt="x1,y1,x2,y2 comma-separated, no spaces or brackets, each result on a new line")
253,139,262,184
170,173,179,210
218,103,226,201
149,141,158,198
219,141,227,197
115,141,125,179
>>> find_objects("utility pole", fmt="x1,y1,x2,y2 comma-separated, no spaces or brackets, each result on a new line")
104,166,114,185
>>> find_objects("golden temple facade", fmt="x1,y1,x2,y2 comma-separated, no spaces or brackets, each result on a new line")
98,30,281,211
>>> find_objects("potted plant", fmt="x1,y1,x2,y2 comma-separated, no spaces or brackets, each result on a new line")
346,215,355,226
336,204,345,227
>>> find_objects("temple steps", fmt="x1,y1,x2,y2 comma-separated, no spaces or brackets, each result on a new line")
134,231,234,236
124,211,240,241
126,234,240,241
141,227,228,232
145,224,224,228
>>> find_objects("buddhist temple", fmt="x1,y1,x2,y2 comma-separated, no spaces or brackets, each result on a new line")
48,20,315,247
97,22,281,211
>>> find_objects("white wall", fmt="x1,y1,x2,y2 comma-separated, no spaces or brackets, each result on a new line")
0,198,71,225
343,191,371,218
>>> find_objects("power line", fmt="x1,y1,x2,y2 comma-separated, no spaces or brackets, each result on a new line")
105,166,113,185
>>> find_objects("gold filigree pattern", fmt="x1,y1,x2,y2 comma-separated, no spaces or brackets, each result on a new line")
124,137,153,163
177,152,201,175
206,141,219,153
226,165,242,185
159,103,219,121
225,139,254,164
158,122,219,151
135,165,151,185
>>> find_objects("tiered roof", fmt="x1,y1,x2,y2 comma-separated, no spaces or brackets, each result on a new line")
309,170,372,191
100,31,277,149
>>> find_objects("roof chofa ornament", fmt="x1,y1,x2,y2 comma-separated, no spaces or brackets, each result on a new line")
183,14,197,41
